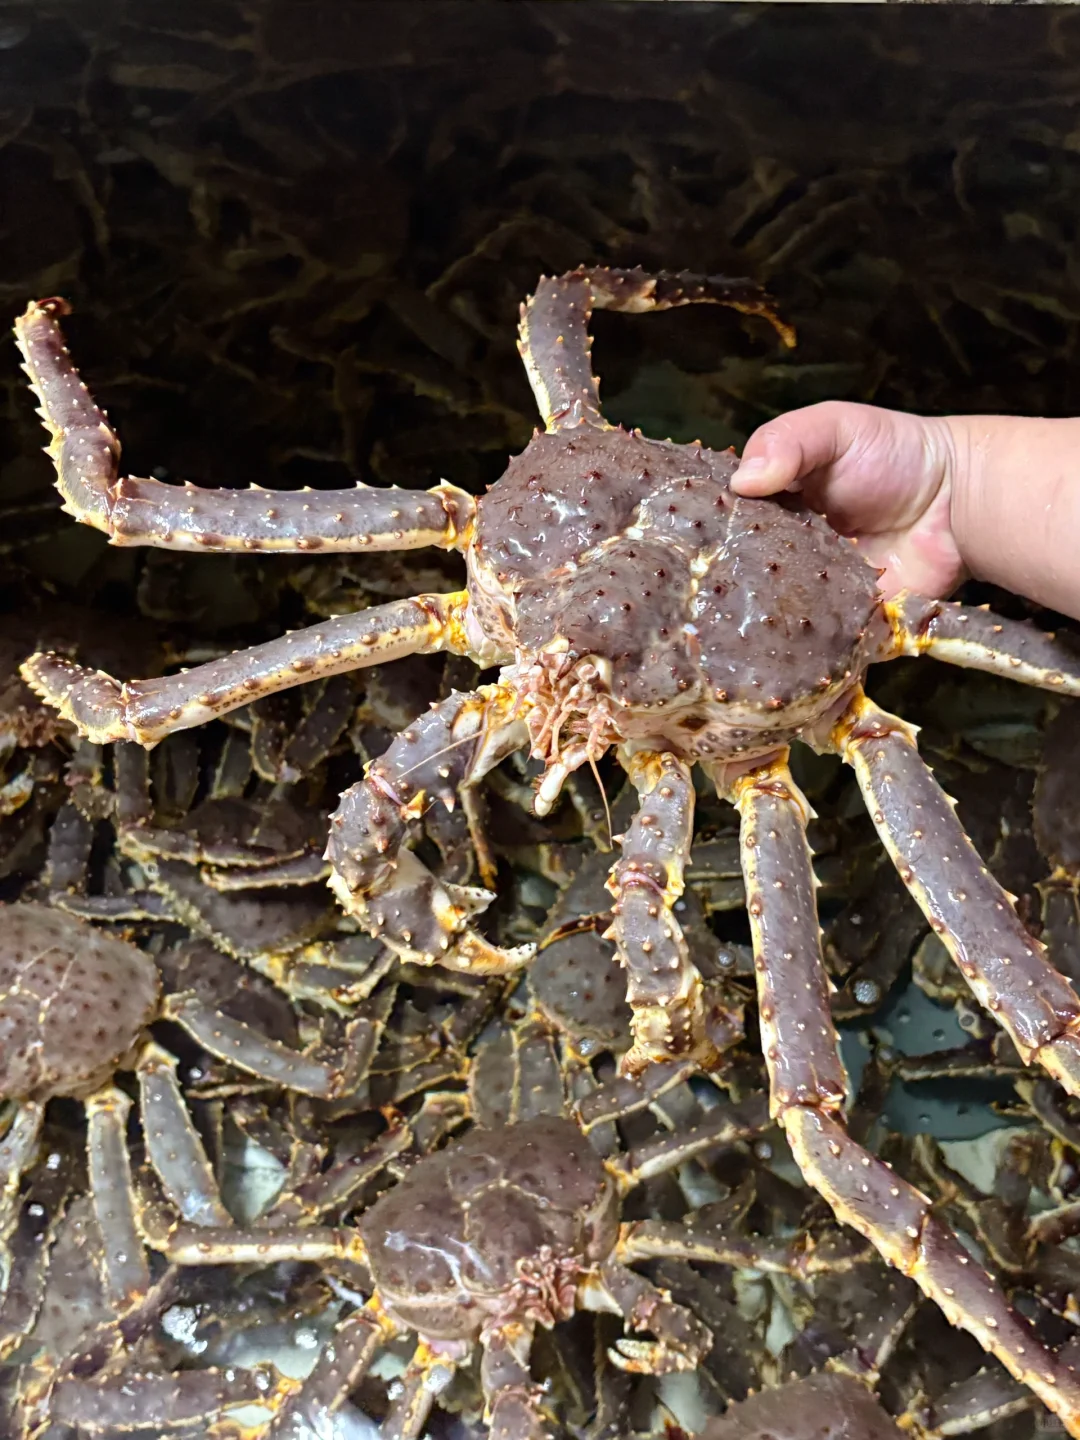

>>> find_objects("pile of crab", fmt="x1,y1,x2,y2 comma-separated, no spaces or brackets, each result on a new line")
3,270,1080,1440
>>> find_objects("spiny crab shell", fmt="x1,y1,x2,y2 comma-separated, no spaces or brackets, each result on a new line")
467,426,883,780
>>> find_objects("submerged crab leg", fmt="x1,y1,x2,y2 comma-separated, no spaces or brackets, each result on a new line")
730,755,1080,1438
886,592,1080,694
21,591,471,746
518,267,794,431
135,1043,232,1227
327,684,532,974
49,1364,288,1434
266,1301,400,1438
14,299,475,553
834,691,1080,1096
85,1087,151,1308
382,1341,462,1440
605,751,712,1074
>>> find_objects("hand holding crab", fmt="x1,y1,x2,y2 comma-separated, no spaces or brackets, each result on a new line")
14,269,1080,1432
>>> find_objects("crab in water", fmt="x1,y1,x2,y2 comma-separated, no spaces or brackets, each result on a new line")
13,270,1080,1432
150,1026,770,1440
0,901,362,1315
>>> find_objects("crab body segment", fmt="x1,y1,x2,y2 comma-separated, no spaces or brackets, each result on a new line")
13,270,1080,1432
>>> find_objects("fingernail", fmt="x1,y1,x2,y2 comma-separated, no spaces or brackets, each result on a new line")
735,456,782,485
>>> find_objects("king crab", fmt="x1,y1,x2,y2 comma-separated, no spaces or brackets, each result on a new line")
13,269,1080,1432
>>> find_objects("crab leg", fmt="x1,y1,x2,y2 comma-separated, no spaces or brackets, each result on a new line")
21,592,472,747
833,691,1080,1096
381,1341,462,1440
266,1301,400,1438
327,684,532,974
14,298,475,554
518,267,794,432
0,1099,44,1234
135,1042,232,1227
164,993,349,1099
49,1364,288,1433
729,755,1080,1438
609,1092,769,1189
606,750,714,1073
481,1324,553,1440
885,592,1080,694
588,1260,711,1374
85,1087,151,1308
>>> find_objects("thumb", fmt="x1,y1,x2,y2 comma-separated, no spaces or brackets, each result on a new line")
734,401,864,497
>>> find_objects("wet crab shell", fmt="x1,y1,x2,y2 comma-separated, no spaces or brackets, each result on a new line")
0,902,160,1101
358,1114,619,1339
469,427,883,752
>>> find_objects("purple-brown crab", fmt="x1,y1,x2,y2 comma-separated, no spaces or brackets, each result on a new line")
13,270,1080,1431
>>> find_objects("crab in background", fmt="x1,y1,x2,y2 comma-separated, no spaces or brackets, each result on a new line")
13,269,1080,1432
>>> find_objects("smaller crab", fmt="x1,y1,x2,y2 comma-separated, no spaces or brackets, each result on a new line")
149,1045,769,1440
0,902,359,1310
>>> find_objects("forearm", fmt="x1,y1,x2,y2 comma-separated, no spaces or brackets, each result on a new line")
947,414,1080,621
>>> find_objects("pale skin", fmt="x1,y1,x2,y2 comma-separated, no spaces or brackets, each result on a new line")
737,402,1080,622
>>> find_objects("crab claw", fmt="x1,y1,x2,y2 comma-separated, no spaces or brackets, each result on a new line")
20,653,139,745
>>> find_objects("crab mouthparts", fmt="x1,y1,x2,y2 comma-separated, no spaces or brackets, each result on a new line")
522,653,619,816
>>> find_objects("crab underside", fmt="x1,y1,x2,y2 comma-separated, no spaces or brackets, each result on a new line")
12,267,1080,1433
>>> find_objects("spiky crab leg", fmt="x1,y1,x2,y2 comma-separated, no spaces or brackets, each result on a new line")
885,591,1080,694
606,750,715,1074
49,1363,290,1434
834,690,1080,1096
586,1261,711,1375
135,1042,232,1227
382,1340,464,1440
728,754,1080,1438
85,1086,151,1309
481,1324,554,1440
518,267,794,432
21,591,472,747
0,1100,44,1238
327,683,533,974
14,298,475,553
265,1300,401,1439
164,992,351,1099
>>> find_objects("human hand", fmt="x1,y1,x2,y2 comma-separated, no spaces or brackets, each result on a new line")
734,401,966,600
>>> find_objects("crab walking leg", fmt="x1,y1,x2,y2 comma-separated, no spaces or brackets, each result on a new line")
886,592,1080,694
49,1364,288,1433
14,299,475,554
589,1260,711,1374
21,591,471,747
327,684,532,974
267,1302,401,1440
481,1324,553,1440
381,1341,462,1440
135,1042,231,1227
0,1099,44,1235
164,993,347,1099
608,1092,769,1189
518,267,795,432
834,691,1080,1096
606,751,712,1073
729,756,848,1117
85,1087,151,1308
731,759,1080,1437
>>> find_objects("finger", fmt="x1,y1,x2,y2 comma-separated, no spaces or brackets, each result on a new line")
734,401,860,496
737,404,953,542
